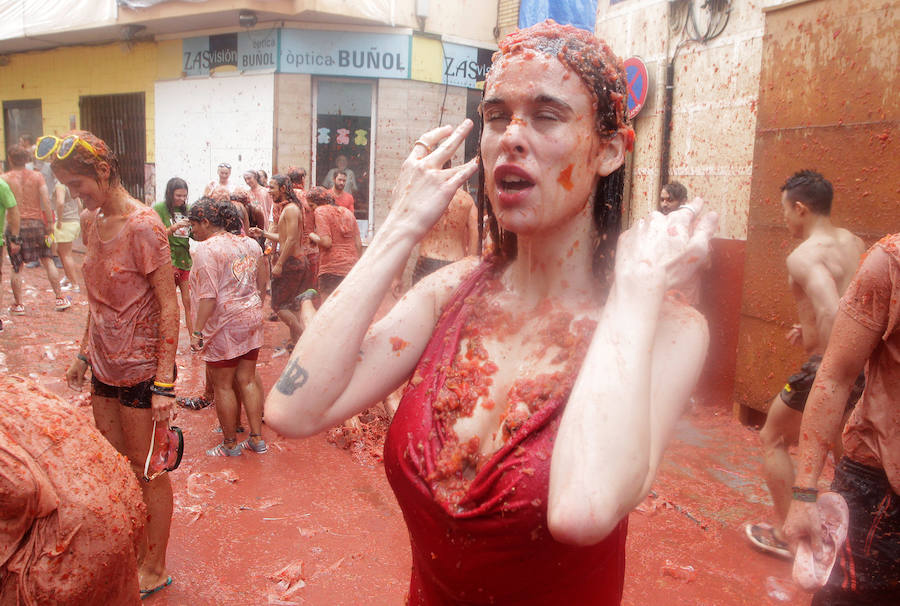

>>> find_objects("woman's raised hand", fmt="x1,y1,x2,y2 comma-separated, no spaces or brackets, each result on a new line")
615,197,719,294
386,120,479,240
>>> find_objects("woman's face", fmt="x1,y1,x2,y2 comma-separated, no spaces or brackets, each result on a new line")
53,166,106,211
189,219,210,241
480,52,612,236
244,172,257,187
173,188,188,207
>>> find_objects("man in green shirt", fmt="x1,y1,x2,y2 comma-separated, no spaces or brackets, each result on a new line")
0,176,21,332
152,178,193,335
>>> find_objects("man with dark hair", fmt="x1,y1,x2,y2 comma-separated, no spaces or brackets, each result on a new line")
746,170,866,558
784,232,900,605
249,175,308,350
659,181,688,214
329,170,355,214
2,144,67,313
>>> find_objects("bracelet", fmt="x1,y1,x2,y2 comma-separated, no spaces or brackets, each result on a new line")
192,330,203,337
76,352,91,366
153,380,176,389
791,486,819,502
149,384,177,398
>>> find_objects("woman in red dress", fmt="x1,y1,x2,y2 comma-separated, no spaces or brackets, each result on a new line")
265,21,717,605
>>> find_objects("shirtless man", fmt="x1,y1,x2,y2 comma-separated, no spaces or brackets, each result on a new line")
746,170,866,558
2,144,67,313
249,175,308,348
203,162,233,196
413,187,478,285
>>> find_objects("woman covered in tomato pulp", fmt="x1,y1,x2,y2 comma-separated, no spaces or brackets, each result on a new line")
265,20,717,605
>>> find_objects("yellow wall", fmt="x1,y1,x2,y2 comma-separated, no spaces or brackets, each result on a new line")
0,39,181,163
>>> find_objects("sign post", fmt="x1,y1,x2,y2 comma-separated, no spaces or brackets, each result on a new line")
623,57,649,120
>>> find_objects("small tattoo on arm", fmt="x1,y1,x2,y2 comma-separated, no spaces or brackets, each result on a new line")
276,359,309,395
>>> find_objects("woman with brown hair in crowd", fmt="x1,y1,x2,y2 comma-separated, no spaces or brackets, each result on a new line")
48,130,178,599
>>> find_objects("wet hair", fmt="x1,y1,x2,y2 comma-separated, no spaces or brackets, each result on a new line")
271,174,301,206
781,170,833,215
7,144,30,167
334,169,348,178
256,169,268,186
188,197,225,227
662,181,688,204
230,188,251,205
208,186,231,203
219,201,244,235
306,186,335,207
19,134,35,147
48,130,121,187
164,177,188,214
478,20,632,288
287,167,307,187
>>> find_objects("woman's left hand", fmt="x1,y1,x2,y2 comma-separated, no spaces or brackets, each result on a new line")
151,393,175,422
615,197,718,294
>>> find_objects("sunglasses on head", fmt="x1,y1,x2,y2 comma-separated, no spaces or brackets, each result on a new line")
35,135,100,161
218,163,231,169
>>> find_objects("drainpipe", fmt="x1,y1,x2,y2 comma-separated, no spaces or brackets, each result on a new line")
659,58,675,191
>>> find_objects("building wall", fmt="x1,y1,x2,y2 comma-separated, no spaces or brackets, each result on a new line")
0,39,181,163
373,79,467,227
154,73,276,199
274,73,313,176
596,0,764,240
733,0,900,412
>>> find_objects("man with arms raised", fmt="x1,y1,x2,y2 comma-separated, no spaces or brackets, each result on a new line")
746,170,866,558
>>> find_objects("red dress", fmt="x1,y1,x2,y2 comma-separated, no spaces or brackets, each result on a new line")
384,261,627,605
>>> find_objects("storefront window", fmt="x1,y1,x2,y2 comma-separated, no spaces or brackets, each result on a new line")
313,78,374,239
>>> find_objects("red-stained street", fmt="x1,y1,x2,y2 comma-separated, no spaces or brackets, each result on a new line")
2,264,814,605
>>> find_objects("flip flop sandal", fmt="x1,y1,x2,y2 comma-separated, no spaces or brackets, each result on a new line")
140,576,173,600
206,442,242,456
792,492,850,590
177,396,213,410
745,522,792,559
143,422,184,482
239,434,268,453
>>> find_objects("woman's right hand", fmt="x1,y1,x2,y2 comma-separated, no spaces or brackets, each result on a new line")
385,120,479,241
66,357,88,391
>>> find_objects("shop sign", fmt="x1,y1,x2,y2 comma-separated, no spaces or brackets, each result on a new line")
442,42,494,89
182,31,277,76
280,29,409,79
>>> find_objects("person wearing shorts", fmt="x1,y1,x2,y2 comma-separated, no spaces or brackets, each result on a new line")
785,234,900,604
2,144,67,313
779,354,865,413
0,175,20,330
153,177,194,335
249,175,309,348
53,183,83,292
54,130,179,598
309,186,361,300
188,198,267,456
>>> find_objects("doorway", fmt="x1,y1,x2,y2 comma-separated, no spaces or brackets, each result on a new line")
80,93,147,201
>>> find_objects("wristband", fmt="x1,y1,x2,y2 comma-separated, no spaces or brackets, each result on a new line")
192,330,203,337
791,486,818,502
149,384,177,398
153,380,176,389
76,352,91,367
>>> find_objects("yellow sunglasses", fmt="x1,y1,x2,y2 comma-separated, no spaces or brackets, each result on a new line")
35,135,100,161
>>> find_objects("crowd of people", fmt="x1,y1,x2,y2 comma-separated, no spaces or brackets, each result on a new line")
1,18,896,606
